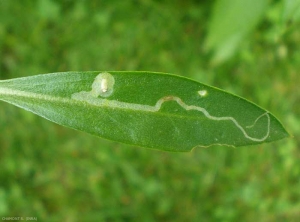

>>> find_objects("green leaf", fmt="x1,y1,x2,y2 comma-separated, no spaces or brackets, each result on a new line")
282,0,300,23
206,0,268,64
0,71,289,152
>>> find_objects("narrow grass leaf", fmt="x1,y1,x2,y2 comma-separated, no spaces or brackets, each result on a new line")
206,0,268,63
283,0,300,23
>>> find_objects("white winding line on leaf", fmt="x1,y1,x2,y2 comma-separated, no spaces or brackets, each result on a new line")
71,72,270,142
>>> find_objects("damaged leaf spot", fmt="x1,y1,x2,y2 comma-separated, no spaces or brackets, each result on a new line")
72,73,271,143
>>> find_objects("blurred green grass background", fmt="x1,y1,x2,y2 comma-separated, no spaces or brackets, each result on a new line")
0,0,299,221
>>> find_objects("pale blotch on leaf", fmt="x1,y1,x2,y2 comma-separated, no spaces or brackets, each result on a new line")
91,72,115,98
198,90,207,97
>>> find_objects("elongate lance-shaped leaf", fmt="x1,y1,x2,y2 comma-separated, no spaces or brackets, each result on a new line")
0,71,289,152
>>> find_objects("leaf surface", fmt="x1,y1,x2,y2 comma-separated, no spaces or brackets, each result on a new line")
283,0,300,23
0,71,289,151
206,0,268,63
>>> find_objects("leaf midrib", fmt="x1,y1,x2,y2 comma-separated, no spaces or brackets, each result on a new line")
0,86,223,122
